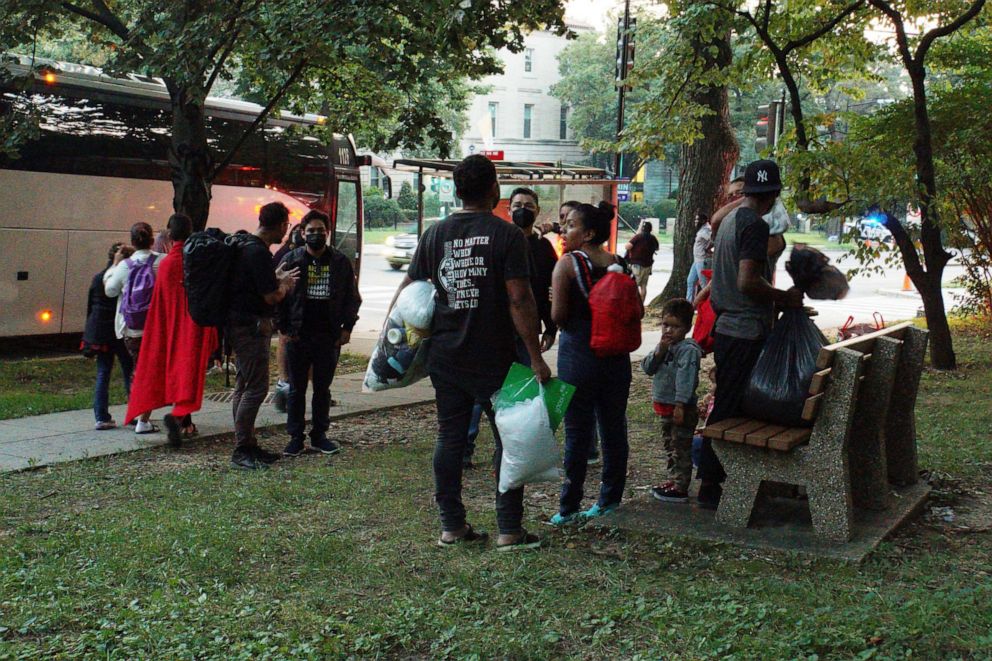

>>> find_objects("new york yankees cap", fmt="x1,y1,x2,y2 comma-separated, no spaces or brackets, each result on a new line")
742,159,782,194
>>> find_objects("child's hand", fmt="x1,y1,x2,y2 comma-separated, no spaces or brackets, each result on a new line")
673,403,685,426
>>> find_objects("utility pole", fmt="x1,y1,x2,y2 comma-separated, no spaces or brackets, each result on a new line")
614,0,634,179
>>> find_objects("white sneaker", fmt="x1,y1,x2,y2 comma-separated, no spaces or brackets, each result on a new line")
134,420,158,434
94,420,117,430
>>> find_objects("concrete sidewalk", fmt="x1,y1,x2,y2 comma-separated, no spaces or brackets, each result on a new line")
0,370,436,473
0,329,663,474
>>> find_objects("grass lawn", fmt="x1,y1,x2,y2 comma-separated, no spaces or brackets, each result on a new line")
1,326,990,658
0,349,368,421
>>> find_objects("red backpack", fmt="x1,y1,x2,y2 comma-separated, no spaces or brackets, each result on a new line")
571,250,643,357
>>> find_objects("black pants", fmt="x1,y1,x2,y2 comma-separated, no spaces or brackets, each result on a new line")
286,331,340,443
430,369,524,536
228,324,271,449
697,332,765,484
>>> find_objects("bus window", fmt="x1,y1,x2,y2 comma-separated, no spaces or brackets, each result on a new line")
334,180,360,261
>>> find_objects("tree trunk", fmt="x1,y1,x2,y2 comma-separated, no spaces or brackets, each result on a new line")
653,18,737,306
905,65,955,369
167,81,214,232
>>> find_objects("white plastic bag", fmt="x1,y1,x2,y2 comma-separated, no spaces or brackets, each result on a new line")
393,280,435,331
494,385,562,493
362,281,435,393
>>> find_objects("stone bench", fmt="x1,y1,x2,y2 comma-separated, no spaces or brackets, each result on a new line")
700,322,929,542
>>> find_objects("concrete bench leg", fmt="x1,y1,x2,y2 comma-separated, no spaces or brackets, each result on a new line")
849,336,901,510
886,327,928,486
807,481,853,542
715,470,763,529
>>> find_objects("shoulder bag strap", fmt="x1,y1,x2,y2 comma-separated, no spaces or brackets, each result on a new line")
569,250,595,298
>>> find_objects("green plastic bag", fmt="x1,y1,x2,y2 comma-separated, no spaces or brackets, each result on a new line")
492,362,576,432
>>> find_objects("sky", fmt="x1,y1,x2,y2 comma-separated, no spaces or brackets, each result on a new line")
565,0,621,31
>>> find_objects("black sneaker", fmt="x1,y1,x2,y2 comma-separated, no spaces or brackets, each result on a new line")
697,483,723,510
283,437,306,457
651,483,689,503
311,438,341,455
231,447,266,470
252,446,281,464
163,413,182,448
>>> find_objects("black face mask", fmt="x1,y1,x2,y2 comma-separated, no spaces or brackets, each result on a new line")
305,234,327,250
512,208,535,229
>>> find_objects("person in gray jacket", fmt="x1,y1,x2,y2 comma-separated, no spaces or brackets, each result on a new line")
641,298,703,504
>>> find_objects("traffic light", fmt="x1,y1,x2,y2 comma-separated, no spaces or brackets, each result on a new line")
615,18,637,89
754,101,781,154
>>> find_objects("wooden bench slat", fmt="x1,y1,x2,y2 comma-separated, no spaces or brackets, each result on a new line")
767,427,812,451
802,393,823,421
815,321,913,369
808,368,832,395
700,418,750,440
745,424,788,448
724,420,772,443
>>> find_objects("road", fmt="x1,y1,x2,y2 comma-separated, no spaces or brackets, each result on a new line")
355,243,965,336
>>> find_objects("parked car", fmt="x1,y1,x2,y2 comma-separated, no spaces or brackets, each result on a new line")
384,233,418,270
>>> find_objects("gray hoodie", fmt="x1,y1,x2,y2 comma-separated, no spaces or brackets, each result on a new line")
641,338,703,406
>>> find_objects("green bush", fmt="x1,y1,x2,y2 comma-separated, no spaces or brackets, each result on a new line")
653,199,677,220
619,201,652,222
397,181,418,210
364,195,406,229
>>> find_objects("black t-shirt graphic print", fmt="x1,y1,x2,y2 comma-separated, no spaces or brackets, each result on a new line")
408,211,530,379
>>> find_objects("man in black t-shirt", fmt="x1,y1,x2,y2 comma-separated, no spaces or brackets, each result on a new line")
624,221,660,302
277,210,361,458
390,155,550,551
226,202,299,470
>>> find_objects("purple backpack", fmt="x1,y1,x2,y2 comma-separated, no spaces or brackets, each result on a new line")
121,256,157,330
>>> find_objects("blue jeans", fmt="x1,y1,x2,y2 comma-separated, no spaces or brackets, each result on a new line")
94,339,133,423
556,323,632,515
685,262,709,300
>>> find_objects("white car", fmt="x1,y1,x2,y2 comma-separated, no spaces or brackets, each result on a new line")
384,233,418,270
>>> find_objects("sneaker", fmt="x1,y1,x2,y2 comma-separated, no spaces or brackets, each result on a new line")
134,420,159,435
496,530,542,552
231,447,267,470
94,420,117,430
163,414,182,448
588,445,601,465
697,483,723,510
311,438,341,455
252,446,281,464
651,484,689,503
549,512,582,526
283,437,306,457
273,381,290,414
580,502,619,519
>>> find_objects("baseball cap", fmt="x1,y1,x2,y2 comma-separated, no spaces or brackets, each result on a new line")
742,159,782,194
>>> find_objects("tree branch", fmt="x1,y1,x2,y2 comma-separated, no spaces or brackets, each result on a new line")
782,0,865,54
210,58,307,180
90,0,133,42
915,0,986,62
204,25,243,92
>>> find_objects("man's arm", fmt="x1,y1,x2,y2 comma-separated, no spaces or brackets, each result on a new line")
738,259,802,307
711,196,745,237
103,261,125,297
262,259,299,306
507,278,550,383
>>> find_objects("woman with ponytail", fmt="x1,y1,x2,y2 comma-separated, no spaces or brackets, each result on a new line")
549,201,633,524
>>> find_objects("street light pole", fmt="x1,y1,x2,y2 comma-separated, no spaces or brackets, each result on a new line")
614,0,632,179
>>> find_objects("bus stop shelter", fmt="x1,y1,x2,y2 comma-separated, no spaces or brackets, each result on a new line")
391,159,625,252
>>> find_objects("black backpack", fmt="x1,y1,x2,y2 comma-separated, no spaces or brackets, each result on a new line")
183,229,251,327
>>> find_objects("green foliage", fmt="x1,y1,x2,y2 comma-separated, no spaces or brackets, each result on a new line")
396,181,418,212
0,0,569,164
620,199,678,223
363,195,405,229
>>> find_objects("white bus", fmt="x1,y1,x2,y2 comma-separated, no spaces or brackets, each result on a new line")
0,57,364,338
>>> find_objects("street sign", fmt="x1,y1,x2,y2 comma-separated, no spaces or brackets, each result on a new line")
618,192,630,202
438,179,455,203
481,150,504,160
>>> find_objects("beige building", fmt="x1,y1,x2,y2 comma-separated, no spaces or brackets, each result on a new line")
459,24,595,163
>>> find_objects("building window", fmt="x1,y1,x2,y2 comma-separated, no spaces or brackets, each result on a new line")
559,105,568,140
488,102,498,138
524,48,534,73
523,104,533,139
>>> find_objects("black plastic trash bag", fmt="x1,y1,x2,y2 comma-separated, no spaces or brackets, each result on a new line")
742,308,827,427
786,246,849,300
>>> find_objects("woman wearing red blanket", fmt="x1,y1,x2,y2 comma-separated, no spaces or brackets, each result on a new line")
126,214,218,446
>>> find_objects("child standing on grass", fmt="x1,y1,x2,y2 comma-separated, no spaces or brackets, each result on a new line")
641,298,703,503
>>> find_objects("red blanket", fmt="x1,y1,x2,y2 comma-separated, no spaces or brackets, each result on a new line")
126,243,218,423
